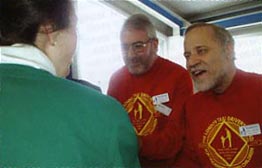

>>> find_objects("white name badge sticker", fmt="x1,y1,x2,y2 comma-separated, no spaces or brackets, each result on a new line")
239,123,261,137
152,93,169,105
155,104,172,116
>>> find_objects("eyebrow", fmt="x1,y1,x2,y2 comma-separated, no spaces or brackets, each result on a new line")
196,46,207,49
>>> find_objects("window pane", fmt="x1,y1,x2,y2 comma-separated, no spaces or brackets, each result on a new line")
76,1,126,93
234,35,262,74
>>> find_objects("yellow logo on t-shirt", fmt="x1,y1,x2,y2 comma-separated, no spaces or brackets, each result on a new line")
124,92,159,136
202,116,254,168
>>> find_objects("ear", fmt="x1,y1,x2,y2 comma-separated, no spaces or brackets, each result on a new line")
225,43,234,60
38,24,59,46
152,38,159,52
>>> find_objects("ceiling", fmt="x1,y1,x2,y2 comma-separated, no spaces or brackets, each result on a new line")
103,0,262,36
156,0,262,22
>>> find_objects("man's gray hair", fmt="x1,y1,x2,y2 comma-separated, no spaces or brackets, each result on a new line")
121,14,157,39
185,23,235,48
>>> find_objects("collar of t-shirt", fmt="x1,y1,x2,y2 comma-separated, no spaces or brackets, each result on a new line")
0,43,56,76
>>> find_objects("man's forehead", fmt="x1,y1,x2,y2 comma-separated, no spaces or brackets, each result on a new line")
121,29,148,41
185,28,216,43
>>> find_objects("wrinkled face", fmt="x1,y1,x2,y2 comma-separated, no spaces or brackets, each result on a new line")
184,27,231,92
121,28,157,75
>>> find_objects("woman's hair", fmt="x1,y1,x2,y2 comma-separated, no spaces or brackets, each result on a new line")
121,14,157,39
0,0,73,45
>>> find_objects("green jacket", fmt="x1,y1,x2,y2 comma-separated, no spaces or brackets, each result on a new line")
0,64,140,168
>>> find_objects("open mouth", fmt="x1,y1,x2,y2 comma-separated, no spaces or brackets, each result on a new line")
129,58,142,67
130,61,140,67
191,69,207,78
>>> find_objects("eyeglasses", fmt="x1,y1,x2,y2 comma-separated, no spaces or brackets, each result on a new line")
121,39,153,53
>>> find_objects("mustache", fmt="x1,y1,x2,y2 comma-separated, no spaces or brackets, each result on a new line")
189,65,206,72
126,56,142,63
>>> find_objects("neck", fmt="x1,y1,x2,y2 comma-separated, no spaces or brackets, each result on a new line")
213,66,236,94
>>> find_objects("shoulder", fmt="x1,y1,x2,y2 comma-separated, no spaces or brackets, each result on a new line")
158,57,188,74
57,77,101,96
112,66,126,76
69,78,101,92
236,70,262,88
109,66,129,83
58,77,131,120
238,70,261,80
158,57,192,87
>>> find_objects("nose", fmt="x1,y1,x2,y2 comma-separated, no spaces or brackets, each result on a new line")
187,55,200,69
125,47,137,58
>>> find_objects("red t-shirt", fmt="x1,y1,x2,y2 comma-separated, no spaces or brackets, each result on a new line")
176,70,262,168
108,56,193,167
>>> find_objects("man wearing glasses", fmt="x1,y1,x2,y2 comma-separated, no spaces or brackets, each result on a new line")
107,14,193,168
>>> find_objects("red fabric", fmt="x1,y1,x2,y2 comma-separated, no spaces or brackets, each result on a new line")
175,70,262,168
108,57,193,167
